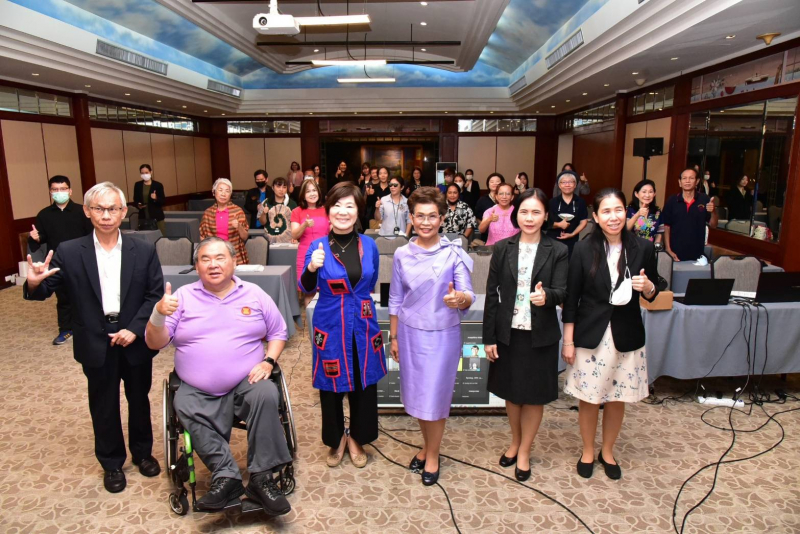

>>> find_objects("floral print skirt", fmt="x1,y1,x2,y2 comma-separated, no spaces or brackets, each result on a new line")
563,324,649,404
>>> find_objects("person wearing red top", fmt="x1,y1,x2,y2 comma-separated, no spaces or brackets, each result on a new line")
291,180,330,305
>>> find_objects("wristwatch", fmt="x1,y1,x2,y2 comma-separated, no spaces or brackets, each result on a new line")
264,356,276,366
388,333,396,342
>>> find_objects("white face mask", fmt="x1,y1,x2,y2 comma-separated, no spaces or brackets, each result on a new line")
141,174,151,181
704,175,710,181
609,249,632,306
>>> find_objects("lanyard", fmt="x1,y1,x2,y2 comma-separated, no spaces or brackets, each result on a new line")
558,197,576,213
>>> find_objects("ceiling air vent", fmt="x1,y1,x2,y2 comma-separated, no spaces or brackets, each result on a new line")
509,76,527,95
96,41,168,75
207,80,242,98
545,29,584,70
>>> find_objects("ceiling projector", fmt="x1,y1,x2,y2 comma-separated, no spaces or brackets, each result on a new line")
253,0,299,36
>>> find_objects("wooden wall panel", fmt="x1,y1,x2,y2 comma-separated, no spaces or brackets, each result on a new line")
2,120,50,219
174,135,197,194
150,133,178,197
90,128,127,199
42,123,83,201
264,137,302,182
122,130,152,201
194,137,213,193
622,117,671,207
228,138,265,190
457,136,496,187
496,137,535,186
572,129,616,197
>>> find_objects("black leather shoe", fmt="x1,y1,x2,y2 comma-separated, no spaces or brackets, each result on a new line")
421,469,440,486
499,454,517,468
577,458,594,479
514,467,531,482
598,451,622,480
133,456,161,477
103,469,126,493
196,477,245,512
409,453,426,473
246,472,291,516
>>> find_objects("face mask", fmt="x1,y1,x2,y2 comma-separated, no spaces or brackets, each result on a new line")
466,175,473,181
704,175,710,181
141,174,151,181
609,249,632,306
51,192,69,204
455,183,463,190
255,180,266,187
304,175,314,181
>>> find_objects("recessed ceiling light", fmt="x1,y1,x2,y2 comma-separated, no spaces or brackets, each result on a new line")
314,49,319,52
582,92,588,96
31,73,39,76
221,113,226,116
84,84,91,88
658,108,663,111
420,1,428,5
719,110,725,113
399,111,403,114
649,92,655,95
204,110,208,113
420,48,427,52
671,57,679,60
726,35,735,39
124,93,131,96
490,111,494,114
265,112,269,115
156,100,162,103
551,105,556,108
182,105,187,108
420,22,427,26
604,83,610,87
566,100,570,103
444,111,448,114
631,72,639,75
309,112,313,115
354,112,358,115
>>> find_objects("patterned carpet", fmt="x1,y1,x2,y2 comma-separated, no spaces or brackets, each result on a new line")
1,285,799,533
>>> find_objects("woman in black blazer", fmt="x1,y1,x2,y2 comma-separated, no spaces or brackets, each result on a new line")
132,164,166,235
484,188,568,482
561,188,659,480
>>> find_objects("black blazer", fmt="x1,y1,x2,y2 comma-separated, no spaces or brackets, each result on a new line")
133,180,166,221
24,234,164,368
484,233,569,348
562,236,659,353
244,185,274,227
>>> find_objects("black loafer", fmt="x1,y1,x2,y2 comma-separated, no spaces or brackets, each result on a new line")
133,456,161,477
598,451,622,480
577,458,594,479
196,477,245,512
421,470,440,486
514,467,531,482
103,469,126,493
409,453,426,473
499,454,517,468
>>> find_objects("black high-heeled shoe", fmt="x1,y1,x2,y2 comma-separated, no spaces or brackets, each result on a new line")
409,453,426,473
597,451,621,480
499,454,517,468
514,466,531,482
422,469,440,486
577,457,594,479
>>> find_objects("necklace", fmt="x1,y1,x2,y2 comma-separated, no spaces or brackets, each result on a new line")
330,233,356,256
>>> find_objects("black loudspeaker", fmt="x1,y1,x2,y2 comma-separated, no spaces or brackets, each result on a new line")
688,137,721,156
633,137,664,157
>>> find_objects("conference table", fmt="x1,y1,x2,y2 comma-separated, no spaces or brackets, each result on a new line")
121,229,161,246
670,261,784,293
164,218,201,243
307,294,800,383
187,198,247,211
162,211,204,221
162,265,301,335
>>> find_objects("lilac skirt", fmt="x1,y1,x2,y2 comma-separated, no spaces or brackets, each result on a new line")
398,322,461,421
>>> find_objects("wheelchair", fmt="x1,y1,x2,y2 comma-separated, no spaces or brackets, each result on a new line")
162,363,298,516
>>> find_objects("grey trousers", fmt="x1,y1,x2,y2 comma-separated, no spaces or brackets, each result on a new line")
174,377,292,482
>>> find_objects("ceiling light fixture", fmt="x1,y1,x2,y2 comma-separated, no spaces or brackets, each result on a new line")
204,110,208,113
757,32,781,46
671,57,679,60
182,105,187,108
725,34,736,39
337,77,396,83
313,59,386,66
566,100,570,103
314,49,319,52
309,112,313,115
85,85,91,88
295,15,370,27
604,83,610,87
221,113,226,116
420,22,427,26
124,93,131,96
420,1,428,5
420,48,427,52
444,111,448,114
631,72,639,75
551,105,556,108
582,92,588,96
156,100,162,103
31,73,39,76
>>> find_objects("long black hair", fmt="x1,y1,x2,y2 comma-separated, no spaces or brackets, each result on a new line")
588,188,636,281
628,179,660,213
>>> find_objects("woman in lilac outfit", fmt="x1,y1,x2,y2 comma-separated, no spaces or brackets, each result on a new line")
388,187,475,486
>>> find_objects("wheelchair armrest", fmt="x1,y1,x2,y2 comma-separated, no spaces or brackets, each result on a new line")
270,362,282,380
168,370,182,392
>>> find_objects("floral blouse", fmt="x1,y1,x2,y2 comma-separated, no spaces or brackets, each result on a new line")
442,201,478,235
626,206,662,242
511,243,538,330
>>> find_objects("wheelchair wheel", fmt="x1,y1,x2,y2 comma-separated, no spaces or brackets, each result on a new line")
279,370,298,455
169,491,189,516
280,464,295,495
162,379,178,480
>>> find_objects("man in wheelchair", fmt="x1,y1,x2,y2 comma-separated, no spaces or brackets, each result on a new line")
146,236,292,515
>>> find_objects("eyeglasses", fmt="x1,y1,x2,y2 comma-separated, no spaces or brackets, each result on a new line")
413,214,441,223
89,206,123,215
50,187,70,193
496,192,513,197
389,183,401,188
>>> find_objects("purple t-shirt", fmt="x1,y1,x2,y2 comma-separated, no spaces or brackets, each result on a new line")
152,277,288,396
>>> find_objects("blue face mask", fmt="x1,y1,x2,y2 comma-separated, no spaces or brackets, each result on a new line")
51,192,70,204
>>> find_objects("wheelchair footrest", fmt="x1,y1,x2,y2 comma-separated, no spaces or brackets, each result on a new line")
197,497,264,514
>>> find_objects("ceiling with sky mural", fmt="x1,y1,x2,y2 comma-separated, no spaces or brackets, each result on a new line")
8,0,609,89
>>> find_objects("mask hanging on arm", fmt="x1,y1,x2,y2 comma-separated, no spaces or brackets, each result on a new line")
609,248,632,306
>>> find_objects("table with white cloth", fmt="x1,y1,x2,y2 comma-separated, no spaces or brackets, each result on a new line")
164,218,201,243
670,261,784,293
162,265,301,335
121,229,162,246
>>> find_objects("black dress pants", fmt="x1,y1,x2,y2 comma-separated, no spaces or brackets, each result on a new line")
54,288,72,331
81,322,153,471
319,341,378,448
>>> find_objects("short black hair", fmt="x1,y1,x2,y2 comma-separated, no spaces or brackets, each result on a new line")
254,169,268,179
139,164,152,172
510,188,549,229
681,167,699,179
465,169,474,175
48,175,71,188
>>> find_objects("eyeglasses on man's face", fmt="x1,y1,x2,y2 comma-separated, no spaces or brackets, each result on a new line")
413,213,441,223
89,206,123,215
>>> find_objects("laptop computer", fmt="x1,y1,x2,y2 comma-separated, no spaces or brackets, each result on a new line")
674,278,735,305
755,272,800,303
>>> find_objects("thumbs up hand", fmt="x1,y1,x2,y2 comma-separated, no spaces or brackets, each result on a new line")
632,268,651,293
309,242,325,272
305,215,314,228
156,282,179,316
530,281,547,307
443,281,461,309
30,225,40,242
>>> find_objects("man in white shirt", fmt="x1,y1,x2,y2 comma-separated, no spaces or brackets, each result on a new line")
24,182,165,494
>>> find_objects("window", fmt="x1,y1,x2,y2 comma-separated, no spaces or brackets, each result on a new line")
630,86,674,115
458,119,536,133
88,101,195,132
319,119,438,134
227,120,300,134
0,85,71,117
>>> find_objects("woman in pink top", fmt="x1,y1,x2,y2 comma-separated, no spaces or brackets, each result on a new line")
286,161,304,192
479,183,519,245
291,180,330,305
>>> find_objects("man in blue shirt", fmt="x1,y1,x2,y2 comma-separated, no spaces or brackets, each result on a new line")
245,170,273,229
662,167,718,262
437,167,455,194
